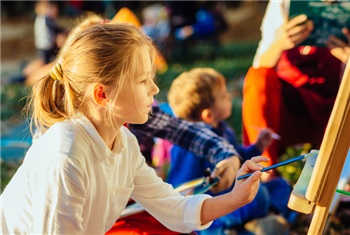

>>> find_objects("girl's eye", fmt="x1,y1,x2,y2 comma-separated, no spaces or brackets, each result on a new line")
141,79,147,84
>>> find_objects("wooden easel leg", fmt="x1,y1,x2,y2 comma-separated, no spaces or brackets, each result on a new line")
308,206,329,235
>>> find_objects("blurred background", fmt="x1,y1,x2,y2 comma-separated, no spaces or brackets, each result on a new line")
1,1,349,234
1,0,268,186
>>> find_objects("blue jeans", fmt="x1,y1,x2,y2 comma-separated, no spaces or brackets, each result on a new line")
262,177,294,222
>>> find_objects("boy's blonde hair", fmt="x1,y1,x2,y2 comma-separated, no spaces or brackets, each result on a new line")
168,68,226,121
27,22,156,134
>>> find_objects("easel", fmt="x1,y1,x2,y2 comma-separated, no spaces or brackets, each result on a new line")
288,59,350,234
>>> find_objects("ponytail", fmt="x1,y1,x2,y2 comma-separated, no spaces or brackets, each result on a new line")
26,63,77,134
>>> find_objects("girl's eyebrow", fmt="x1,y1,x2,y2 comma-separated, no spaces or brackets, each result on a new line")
135,72,150,79
135,71,156,82
146,71,156,80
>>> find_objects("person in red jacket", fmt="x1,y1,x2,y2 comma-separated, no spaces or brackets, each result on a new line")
242,0,350,172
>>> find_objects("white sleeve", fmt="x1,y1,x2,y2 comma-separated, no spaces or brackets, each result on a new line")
130,152,212,233
253,0,290,67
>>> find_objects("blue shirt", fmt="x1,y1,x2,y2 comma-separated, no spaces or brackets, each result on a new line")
167,121,261,190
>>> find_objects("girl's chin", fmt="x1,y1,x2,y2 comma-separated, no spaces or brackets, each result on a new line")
130,115,150,125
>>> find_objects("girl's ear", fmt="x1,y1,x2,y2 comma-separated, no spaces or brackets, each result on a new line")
93,84,107,106
201,108,214,124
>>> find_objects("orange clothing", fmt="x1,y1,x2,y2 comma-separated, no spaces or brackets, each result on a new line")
242,47,342,165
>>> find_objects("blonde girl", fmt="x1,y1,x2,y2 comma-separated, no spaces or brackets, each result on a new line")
1,23,266,234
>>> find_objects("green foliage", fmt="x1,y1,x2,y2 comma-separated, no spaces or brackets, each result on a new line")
156,41,257,102
1,158,23,192
277,143,313,185
1,84,30,120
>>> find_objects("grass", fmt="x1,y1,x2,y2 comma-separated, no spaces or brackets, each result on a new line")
0,83,30,121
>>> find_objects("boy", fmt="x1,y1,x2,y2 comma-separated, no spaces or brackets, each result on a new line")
167,68,292,234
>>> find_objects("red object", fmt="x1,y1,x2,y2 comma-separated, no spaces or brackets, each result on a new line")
106,211,187,235
242,47,341,165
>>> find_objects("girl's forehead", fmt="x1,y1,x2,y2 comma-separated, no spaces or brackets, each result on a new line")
137,46,151,61
134,48,155,77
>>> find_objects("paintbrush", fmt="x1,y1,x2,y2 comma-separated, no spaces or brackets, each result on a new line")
237,150,319,180
251,126,281,140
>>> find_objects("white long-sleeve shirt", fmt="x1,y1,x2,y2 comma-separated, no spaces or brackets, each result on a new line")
1,114,212,234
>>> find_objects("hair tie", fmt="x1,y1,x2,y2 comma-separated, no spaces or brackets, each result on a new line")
50,63,63,81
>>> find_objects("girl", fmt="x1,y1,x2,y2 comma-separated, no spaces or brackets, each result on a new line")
1,23,266,234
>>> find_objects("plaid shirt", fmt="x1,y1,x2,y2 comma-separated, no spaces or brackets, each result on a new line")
129,106,239,165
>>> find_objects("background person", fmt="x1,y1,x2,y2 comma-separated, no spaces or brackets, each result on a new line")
166,68,292,235
242,0,350,173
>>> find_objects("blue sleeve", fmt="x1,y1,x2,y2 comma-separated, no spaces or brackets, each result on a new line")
222,121,260,161
236,145,262,162
166,146,205,188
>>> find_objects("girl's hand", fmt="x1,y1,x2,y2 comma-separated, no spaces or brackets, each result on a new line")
230,156,269,205
327,28,350,64
200,156,268,224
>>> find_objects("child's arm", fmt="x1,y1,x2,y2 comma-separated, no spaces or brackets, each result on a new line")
131,106,241,165
130,106,242,192
132,145,266,232
200,156,267,224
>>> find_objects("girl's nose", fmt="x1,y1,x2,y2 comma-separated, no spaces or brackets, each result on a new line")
150,79,159,96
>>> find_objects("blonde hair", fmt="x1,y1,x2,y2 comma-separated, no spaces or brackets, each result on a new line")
26,22,156,134
168,68,226,121
60,12,104,53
